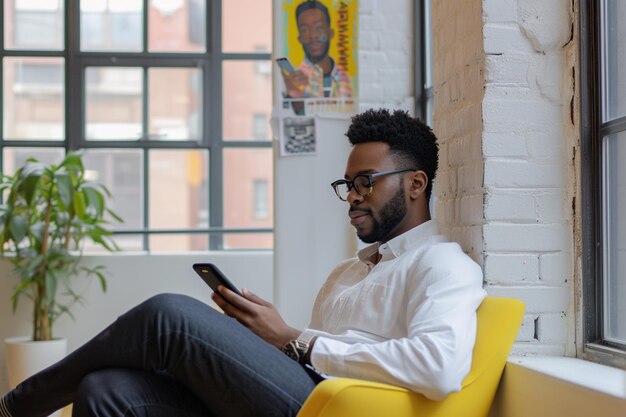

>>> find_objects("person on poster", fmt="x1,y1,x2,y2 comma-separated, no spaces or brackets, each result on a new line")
281,0,354,100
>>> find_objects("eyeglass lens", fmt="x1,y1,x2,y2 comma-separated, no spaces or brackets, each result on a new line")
335,175,372,200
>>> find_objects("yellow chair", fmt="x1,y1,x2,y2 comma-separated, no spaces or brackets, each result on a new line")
296,296,524,417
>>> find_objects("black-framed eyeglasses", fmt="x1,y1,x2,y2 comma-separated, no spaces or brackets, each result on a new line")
330,168,417,201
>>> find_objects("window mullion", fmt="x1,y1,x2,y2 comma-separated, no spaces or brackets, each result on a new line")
143,147,150,251
66,0,81,151
209,0,223,250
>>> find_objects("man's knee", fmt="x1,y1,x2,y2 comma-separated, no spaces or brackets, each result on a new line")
139,293,193,313
127,293,204,324
74,370,126,416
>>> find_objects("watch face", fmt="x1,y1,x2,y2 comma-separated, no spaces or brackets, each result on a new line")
283,341,300,361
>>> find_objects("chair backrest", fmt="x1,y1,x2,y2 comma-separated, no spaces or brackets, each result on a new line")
295,296,524,417
463,297,524,386
452,296,525,416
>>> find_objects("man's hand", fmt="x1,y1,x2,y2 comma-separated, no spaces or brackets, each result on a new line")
212,286,300,349
281,70,309,98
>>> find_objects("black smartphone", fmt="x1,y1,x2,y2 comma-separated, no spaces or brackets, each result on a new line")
192,263,242,297
276,57,296,74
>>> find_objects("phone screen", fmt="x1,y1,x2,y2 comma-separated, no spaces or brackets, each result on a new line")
192,263,242,297
276,57,296,74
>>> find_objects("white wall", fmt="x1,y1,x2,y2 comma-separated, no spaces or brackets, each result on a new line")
272,0,417,328
357,0,415,112
273,115,354,328
433,0,576,356
432,0,485,262
481,0,575,356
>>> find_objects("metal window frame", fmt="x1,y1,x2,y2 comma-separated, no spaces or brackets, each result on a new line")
414,0,433,124
580,0,626,367
0,0,273,251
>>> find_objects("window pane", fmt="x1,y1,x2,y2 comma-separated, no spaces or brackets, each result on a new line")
3,57,64,140
223,61,272,141
150,233,209,253
148,67,202,140
85,67,143,140
111,234,144,252
603,132,626,344
603,0,626,121
82,149,144,231
149,149,209,231
223,233,273,250
222,0,271,53
148,0,206,52
80,0,142,52
223,148,273,249
2,147,64,176
4,0,64,50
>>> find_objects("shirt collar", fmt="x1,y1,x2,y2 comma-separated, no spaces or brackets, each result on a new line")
357,220,440,263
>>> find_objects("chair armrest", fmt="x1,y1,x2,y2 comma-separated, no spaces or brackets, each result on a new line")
297,378,439,417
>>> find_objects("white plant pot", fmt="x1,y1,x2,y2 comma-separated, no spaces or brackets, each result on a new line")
5,336,68,417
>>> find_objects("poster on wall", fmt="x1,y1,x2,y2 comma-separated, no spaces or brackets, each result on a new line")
277,0,358,117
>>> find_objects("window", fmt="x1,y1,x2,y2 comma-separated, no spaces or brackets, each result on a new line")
252,113,268,140
1,0,274,252
414,0,433,126
253,179,269,219
581,0,626,365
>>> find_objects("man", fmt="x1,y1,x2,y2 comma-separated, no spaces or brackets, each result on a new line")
281,0,353,99
0,109,485,417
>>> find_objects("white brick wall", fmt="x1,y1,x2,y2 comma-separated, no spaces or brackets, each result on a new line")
356,0,574,355
433,0,575,355
432,0,485,262
358,0,414,112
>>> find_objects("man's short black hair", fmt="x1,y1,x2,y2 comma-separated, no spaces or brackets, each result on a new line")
296,0,331,26
345,108,439,199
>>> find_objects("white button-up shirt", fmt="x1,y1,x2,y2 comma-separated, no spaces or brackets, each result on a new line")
305,220,486,400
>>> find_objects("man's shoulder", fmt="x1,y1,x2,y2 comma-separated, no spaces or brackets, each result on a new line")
403,238,482,281
330,256,360,273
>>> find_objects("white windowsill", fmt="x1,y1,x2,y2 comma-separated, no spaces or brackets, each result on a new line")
489,356,626,417
508,356,626,399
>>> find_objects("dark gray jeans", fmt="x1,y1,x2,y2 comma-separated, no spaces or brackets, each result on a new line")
4,294,319,417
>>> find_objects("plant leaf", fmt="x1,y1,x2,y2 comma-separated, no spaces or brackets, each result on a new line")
8,214,28,243
55,172,74,209
45,269,58,306
106,208,124,223
73,190,87,219
17,168,43,205
83,186,104,218
96,270,107,292
11,278,33,312
59,151,84,172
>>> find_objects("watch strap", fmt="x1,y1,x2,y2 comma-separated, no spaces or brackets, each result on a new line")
283,330,316,364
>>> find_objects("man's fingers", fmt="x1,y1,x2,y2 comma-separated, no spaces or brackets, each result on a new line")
242,288,272,307
211,291,235,315
217,286,253,311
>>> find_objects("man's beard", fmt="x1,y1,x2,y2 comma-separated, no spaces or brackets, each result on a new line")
357,186,407,244
303,39,330,64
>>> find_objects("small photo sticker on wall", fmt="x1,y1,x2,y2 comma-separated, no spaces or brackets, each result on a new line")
280,117,317,156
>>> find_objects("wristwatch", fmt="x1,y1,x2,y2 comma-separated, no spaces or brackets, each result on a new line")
283,331,316,365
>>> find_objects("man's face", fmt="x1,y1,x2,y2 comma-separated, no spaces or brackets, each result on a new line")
344,142,412,244
297,8,333,64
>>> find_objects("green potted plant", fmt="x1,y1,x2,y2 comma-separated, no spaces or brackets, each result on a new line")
0,151,121,390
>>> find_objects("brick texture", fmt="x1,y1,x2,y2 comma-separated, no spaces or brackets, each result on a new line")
433,0,575,355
